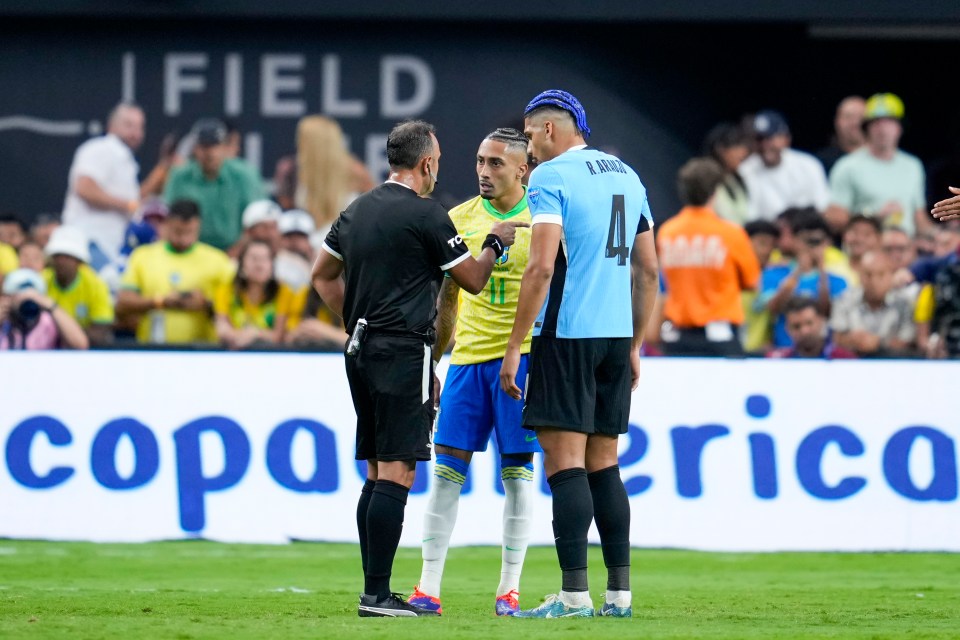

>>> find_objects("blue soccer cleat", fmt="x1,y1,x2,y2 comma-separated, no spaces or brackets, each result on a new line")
597,601,633,617
408,586,443,615
495,589,520,616
597,592,632,617
512,593,594,618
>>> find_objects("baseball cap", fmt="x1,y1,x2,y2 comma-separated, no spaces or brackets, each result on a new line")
141,198,169,220
524,89,591,137
2,268,46,295
278,209,316,236
753,110,790,138
864,93,905,123
121,221,158,257
194,118,228,146
44,226,91,263
242,200,282,229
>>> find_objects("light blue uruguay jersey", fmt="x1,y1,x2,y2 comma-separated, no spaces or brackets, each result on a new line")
527,146,654,339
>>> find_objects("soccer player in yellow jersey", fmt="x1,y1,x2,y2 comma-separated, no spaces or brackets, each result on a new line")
410,128,538,617
116,200,234,344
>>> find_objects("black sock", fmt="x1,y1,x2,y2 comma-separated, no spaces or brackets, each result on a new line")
588,465,631,591
356,479,376,577
547,467,593,593
364,479,410,600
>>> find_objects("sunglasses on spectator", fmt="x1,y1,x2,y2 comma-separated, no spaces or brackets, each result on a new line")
883,244,909,253
802,235,827,247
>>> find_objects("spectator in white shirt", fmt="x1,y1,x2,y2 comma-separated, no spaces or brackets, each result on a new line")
740,110,831,222
274,209,316,290
62,102,145,271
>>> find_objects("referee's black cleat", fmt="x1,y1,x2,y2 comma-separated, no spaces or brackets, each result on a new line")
358,593,441,617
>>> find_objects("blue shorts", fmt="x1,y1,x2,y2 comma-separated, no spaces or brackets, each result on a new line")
435,355,541,454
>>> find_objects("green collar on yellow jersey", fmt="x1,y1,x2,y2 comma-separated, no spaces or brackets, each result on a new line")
164,241,197,256
481,186,527,220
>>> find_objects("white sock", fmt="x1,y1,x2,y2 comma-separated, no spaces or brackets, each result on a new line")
418,468,464,598
560,590,593,608
497,473,534,597
606,590,632,607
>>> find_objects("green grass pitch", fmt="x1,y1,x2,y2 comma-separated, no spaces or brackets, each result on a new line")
1,541,958,639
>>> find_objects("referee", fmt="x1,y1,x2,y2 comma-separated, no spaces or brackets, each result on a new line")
311,120,526,618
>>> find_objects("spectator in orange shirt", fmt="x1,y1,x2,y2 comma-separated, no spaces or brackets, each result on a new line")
658,158,761,356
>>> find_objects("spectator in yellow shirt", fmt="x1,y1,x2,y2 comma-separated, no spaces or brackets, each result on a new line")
0,241,18,289
41,226,115,346
284,286,346,350
116,199,234,344
214,239,293,350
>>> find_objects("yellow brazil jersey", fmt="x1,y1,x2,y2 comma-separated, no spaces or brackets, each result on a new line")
286,287,343,332
448,192,532,365
0,242,18,275
42,264,114,328
214,281,295,330
121,241,235,344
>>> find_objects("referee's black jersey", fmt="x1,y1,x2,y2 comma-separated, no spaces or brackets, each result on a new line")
322,182,471,336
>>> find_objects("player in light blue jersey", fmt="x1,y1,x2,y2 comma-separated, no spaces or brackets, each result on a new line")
500,90,660,618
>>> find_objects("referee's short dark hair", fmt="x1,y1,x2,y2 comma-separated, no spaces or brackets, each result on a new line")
677,157,726,207
387,120,436,170
168,199,201,221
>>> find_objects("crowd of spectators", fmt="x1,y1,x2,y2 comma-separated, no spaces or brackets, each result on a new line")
0,104,350,352
0,93,958,358
648,92,960,359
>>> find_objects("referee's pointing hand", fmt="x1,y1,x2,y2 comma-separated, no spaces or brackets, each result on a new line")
489,220,530,247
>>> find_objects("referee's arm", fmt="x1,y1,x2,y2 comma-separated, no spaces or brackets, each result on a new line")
311,248,345,319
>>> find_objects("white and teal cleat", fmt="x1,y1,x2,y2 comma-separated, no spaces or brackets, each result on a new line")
597,592,632,617
597,601,633,617
512,593,595,618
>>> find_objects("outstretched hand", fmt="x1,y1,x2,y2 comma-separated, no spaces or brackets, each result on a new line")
932,186,960,222
489,220,530,248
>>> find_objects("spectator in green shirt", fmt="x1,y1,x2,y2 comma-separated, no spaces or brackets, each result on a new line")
164,119,265,250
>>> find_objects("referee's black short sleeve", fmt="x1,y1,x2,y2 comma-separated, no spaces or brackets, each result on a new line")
323,216,343,259
422,203,471,271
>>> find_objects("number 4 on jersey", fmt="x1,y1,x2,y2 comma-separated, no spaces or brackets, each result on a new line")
606,194,629,266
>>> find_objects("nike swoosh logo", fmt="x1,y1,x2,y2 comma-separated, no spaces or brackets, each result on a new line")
422,537,436,542
464,231,479,237
525,434,537,442
505,546,521,551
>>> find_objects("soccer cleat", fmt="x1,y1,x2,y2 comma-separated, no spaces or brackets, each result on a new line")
495,589,520,616
408,585,443,615
597,600,633,617
512,593,594,618
358,592,440,617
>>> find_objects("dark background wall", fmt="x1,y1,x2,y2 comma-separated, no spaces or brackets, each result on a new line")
1,3,958,223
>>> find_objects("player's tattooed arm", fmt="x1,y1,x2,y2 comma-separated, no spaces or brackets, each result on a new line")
433,276,460,363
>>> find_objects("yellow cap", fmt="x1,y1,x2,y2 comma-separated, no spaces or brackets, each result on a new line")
864,93,905,121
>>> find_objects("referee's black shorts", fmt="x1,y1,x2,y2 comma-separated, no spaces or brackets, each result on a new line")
522,336,632,436
345,334,435,462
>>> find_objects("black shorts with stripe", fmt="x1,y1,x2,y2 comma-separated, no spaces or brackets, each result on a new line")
522,336,632,436
345,334,435,462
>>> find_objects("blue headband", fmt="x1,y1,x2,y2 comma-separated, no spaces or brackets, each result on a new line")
524,89,591,137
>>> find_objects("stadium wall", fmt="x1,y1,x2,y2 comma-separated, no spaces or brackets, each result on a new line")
2,352,957,551
2,19,958,221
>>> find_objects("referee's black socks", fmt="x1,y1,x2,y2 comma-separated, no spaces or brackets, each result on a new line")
547,467,593,592
588,465,631,592
364,479,410,600
356,479,376,577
